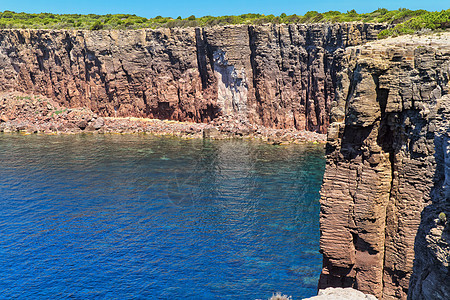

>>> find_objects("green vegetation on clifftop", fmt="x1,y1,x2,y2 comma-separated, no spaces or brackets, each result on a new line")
377,9,450,37
0,8,448,38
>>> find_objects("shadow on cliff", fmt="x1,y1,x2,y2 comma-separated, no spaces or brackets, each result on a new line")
408,100,450,300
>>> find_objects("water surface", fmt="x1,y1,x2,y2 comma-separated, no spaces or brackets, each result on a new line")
0,134,325,299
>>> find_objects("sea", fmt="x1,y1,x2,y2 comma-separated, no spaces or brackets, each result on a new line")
0,133,325,299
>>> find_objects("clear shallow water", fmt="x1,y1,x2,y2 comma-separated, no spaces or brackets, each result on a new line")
0,134,325,299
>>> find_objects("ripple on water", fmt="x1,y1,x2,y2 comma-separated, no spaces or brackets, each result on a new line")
0,134,325,299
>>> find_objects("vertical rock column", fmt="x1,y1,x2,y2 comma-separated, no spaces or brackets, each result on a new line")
408,95,450,300
319,59,394,298
319,35,450,299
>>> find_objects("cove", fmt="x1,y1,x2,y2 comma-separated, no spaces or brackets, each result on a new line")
0,134,325,299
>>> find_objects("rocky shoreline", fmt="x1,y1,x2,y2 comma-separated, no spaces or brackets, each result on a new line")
0,92,325,144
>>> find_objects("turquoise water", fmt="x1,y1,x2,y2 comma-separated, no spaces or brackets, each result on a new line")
0,134,325,299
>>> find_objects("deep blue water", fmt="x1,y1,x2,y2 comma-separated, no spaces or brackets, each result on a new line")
0,134,325,299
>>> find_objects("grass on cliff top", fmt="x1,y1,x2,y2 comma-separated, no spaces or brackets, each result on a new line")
0,8,448,38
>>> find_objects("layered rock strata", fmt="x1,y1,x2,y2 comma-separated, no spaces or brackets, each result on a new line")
319,33,450,299
0,23,386,133
408,95,450,300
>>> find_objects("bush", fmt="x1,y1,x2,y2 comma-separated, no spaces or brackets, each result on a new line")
0,8,447,36
378,9,450,38
439,212,447,224
90,20,103,30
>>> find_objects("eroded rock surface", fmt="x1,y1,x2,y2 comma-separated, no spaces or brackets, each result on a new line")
304,287,378,300
319,33,450,299
408,96,450,300
0,24,386,133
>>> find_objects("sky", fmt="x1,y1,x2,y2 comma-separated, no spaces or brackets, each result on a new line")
0,0,449,18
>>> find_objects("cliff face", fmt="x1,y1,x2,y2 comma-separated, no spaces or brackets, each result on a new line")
408,97,450,300
319,33,450,299
0,24,386,133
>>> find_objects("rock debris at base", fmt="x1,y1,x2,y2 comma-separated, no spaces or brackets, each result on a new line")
0,92,325,144
304,288,378,300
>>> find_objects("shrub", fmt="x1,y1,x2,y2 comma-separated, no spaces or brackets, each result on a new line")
90,20,103,30
0,8,447,37
378,9,450,38
439,212,447,225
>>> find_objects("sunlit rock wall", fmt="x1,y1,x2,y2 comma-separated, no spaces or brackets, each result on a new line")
0,23,386,133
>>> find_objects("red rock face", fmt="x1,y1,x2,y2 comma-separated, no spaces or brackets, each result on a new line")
0,24,386,133
247,23,383,133
0,29,215,122
319,34,450,299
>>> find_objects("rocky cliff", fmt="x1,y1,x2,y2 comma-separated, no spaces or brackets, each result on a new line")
408,96,450,300
0,23,386,133
5,23,449,300
319,33,450,299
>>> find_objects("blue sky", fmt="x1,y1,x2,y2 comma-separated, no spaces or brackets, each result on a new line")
0,0,448,18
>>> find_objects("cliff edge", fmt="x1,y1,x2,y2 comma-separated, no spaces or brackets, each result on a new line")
319,32,450,299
